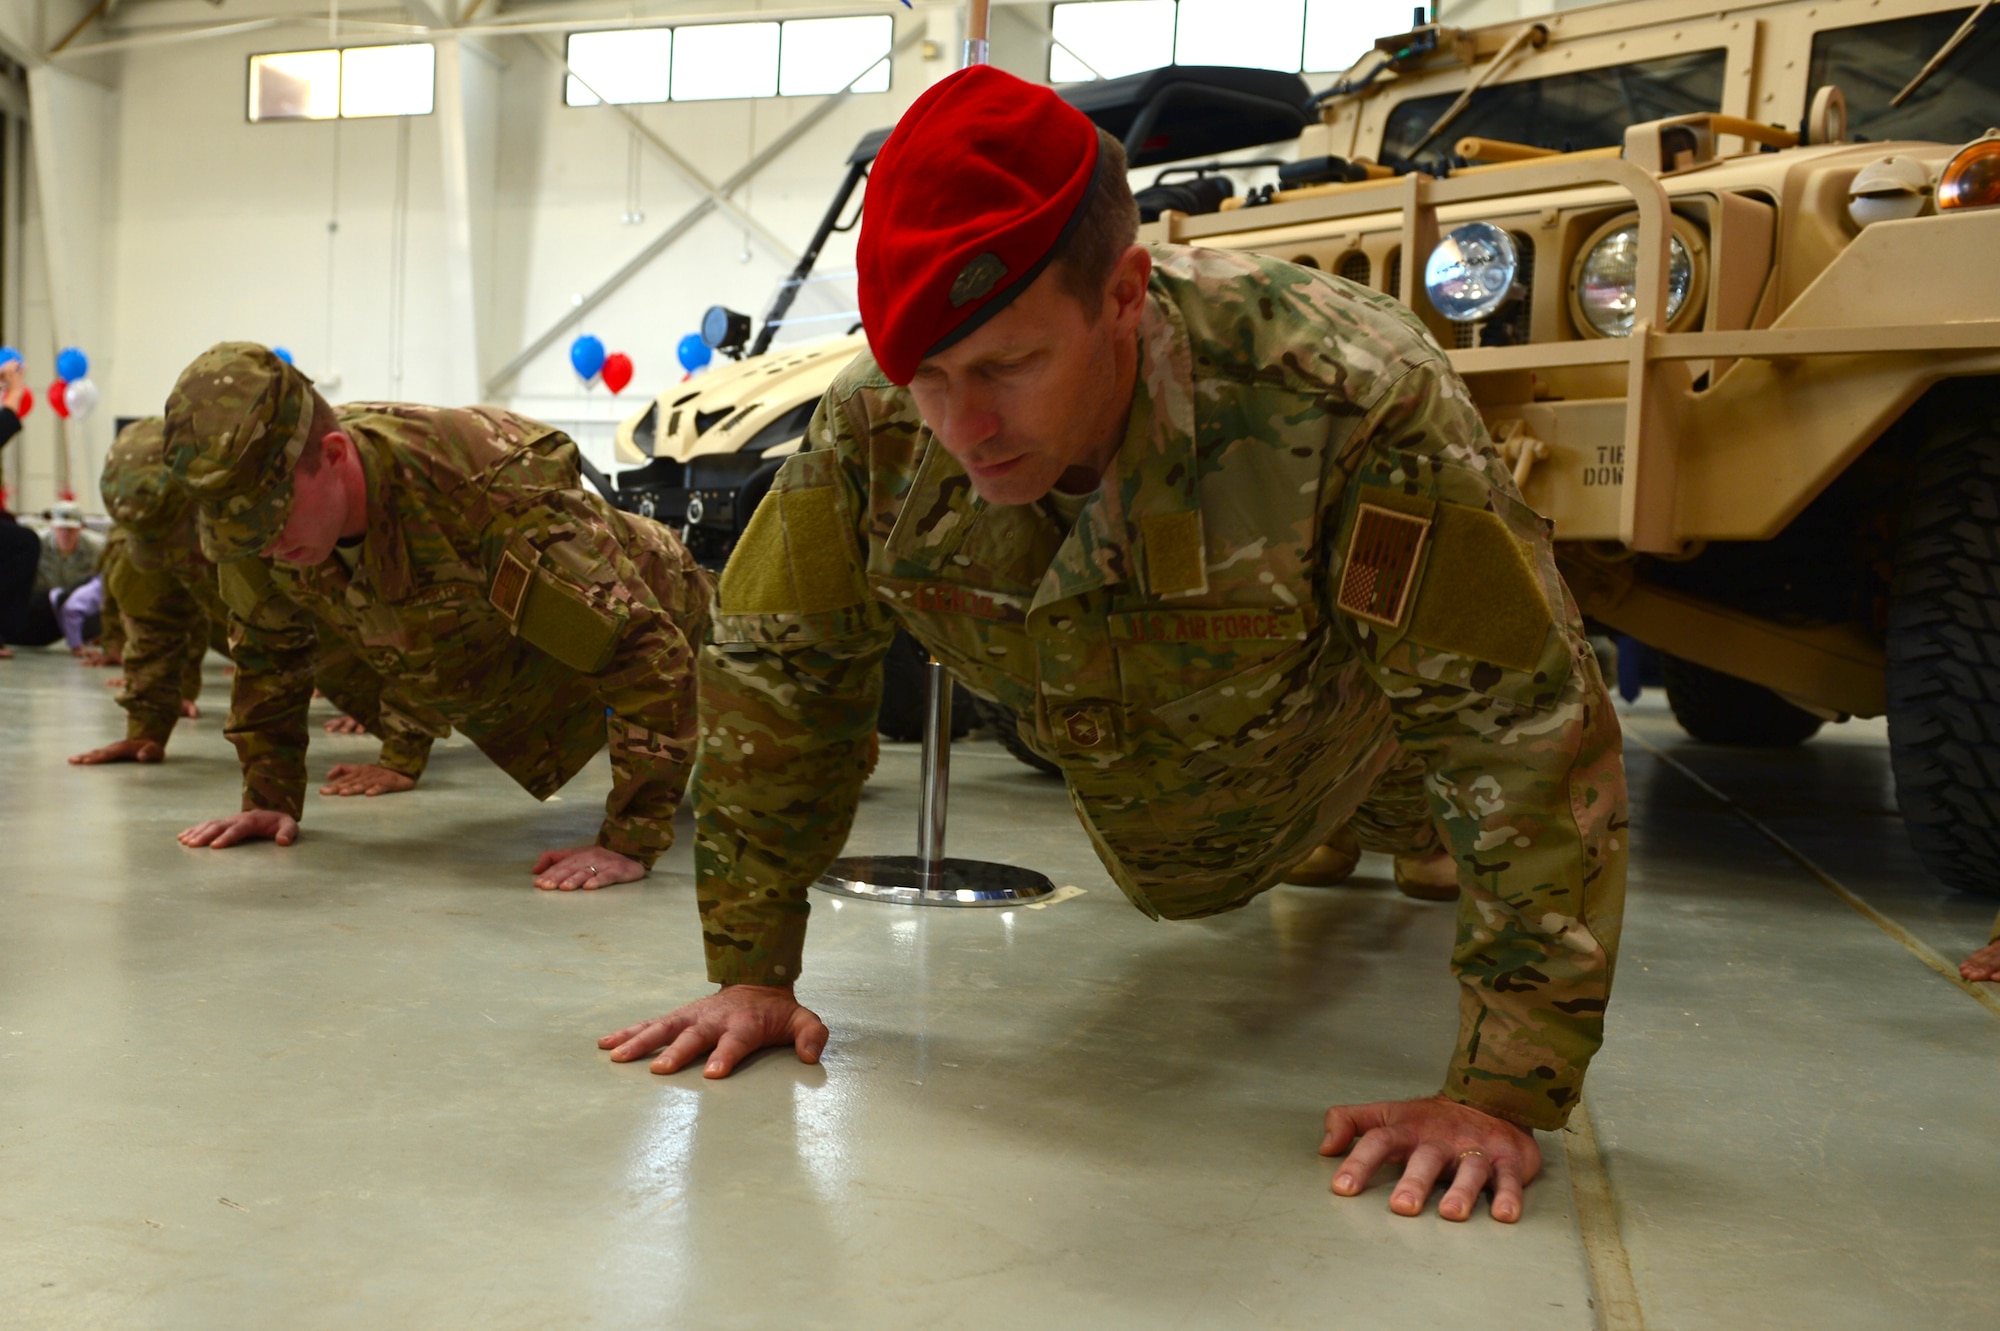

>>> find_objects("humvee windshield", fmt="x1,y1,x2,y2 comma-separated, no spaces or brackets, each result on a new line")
1809,8,2000,145
1378,49,1727,170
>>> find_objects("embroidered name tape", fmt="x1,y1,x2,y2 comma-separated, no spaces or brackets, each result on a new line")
1107,608,1306,645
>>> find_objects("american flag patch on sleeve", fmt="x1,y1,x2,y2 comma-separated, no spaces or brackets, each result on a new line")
1337,503,1430,628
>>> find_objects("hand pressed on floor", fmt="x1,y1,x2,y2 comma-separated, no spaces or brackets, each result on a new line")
1322,1094,1542,1223
532,844,644,891
323,714,369,736
600,984,829,1078
70,738,164,765
1961,938,2000,983
178,810,299,849
319,763,415,797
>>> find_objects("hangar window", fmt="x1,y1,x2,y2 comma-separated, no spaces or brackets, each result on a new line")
780,15,894,95
561,15,893,105
249,44,435,122
1051,0,1407,83
673,22,781,101
565,29,674,106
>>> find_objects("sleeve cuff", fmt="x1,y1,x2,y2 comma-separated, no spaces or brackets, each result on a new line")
598,818,671,869
1441,1067,1579,1133
702,907,811,988
377,733,434,779
125,711,177,747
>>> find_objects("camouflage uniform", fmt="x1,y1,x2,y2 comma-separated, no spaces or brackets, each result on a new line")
97,528,129,661
102,416,444,758
697,247,1627,1131
165,346,711,862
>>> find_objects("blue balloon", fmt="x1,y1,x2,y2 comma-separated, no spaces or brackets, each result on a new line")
0,347,20,370
570,335,606,382
55,347,87,382
677,333,713,373
271,346,295,365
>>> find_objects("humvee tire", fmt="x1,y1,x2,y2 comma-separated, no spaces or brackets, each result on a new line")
1661,655,1825,748
968,697,1063,778
879,630,974,743
1886,391,2000,899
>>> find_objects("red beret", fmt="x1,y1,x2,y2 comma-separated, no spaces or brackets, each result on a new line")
858,65,1102,385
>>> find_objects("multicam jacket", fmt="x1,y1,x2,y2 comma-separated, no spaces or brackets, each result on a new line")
111,502,443,760
695,246,1628,1131
217,404,710,865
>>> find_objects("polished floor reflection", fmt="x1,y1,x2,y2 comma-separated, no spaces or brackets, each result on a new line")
1,650,1993,1329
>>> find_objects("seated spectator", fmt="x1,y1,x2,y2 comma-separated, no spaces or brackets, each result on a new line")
0,500,103,650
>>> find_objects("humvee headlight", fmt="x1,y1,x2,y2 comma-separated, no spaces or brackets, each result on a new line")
1569,215,1705,339
1938,136,2000,212
1423,222,1520,322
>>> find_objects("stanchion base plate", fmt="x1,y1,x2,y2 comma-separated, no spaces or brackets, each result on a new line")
814,855,1056,907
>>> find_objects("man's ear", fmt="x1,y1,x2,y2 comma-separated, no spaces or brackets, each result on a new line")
319,430,352,467
1108,244,1153,329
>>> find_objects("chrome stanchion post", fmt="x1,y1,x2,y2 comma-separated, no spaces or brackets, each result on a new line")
916,659,950,890
816,654,1055,907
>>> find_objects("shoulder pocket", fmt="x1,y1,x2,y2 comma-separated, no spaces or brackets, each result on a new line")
491,545,624,674
1403,493,1554,674
717,449,866,618
216,557,276,620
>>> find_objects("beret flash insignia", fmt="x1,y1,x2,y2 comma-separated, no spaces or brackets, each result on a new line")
949,253,1010,308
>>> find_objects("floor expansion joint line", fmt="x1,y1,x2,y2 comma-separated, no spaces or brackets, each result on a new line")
1564,1101,1646,1331
1629,729,2000,1021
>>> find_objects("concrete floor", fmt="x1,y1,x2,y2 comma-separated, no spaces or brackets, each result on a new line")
1,648,1994,1330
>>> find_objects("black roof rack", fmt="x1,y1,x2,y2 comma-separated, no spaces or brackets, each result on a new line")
1061,65,1314,167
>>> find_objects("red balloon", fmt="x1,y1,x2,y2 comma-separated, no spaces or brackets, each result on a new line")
601,352,634,396
15,386,31,419
48,379,68,419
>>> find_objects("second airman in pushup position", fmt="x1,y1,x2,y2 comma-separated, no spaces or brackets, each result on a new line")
162,344,711,889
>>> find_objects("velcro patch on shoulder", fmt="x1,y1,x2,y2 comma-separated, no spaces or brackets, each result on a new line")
1338,503,1430,628
717,479,866,616
1142,510,1208,598
1404,501,1554,673
489,550,532,622
515,570,623,674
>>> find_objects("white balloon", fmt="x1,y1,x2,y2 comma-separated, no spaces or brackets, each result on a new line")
64,376,98,421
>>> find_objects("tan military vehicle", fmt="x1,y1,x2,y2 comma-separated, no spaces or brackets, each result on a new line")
615,0,2000,893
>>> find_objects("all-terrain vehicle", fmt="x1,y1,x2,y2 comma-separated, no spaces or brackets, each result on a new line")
613,0,2000,896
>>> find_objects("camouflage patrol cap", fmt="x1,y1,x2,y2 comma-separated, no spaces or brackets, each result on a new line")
100,416,184,543
163,341,317,561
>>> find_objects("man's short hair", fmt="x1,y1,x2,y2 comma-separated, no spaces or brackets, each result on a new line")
1049,131,1140,317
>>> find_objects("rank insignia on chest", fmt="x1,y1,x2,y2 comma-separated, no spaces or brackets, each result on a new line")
1337,503,1430,628
1047,700,1119,753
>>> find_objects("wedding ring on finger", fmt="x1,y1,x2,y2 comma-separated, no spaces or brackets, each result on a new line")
1457,1149,1486,1161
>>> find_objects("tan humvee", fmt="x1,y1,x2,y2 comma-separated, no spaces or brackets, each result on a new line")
618,0,2000,890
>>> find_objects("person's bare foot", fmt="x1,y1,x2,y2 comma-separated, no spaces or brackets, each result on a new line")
1961,938,2000,984
1393,848,1460,902
106,676,124,689
0,645,12,659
